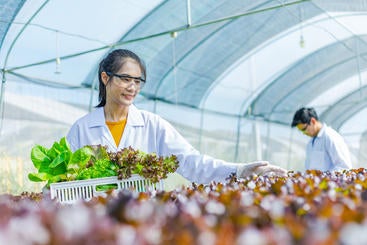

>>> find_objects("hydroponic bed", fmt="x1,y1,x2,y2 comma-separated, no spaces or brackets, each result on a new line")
1,169,367,245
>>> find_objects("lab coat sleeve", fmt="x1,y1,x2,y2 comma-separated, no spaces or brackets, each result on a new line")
325,133,352,171
66,122,81,152
154,117,238,184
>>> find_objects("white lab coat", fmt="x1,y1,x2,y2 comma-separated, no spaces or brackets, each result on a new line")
66,105,238,184
305,124,352,171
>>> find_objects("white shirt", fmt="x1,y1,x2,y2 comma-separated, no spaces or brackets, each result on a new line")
305,123,352,171
66,105,238,184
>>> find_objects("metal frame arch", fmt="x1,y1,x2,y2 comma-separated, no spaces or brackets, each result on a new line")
151,0,287,105
267,56,365,116
240,12,367,119
321,84,367,130
247,34,367,120
0,0,49,133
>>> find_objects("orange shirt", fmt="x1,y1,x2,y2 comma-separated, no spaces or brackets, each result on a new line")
106,119,127,147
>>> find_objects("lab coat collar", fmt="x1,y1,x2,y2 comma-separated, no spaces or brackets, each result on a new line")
317,123,326,138
127,104,144,126
89,107,105,127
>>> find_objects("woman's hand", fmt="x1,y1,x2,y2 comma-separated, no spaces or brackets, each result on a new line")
236,161,287,178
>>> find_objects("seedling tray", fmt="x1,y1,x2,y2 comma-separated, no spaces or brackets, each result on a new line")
50,175,164,204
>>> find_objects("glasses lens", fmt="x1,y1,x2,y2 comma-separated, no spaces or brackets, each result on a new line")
108,72,146,89
139,81,145,89
300,124,308,132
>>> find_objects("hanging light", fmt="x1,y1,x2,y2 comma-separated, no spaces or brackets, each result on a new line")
170,31,178,39
55,31,61,74
299,34,305,48
55,57,61,74
299,5,305,48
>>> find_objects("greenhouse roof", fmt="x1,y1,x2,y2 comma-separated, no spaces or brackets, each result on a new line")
1,0,367,132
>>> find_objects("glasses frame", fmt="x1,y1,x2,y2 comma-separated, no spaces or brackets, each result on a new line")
106,72,146,89
300,124,309,132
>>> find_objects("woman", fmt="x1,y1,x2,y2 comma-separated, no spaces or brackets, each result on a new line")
67,49,287,184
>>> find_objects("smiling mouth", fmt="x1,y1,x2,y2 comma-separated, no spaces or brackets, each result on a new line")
122,93,135,99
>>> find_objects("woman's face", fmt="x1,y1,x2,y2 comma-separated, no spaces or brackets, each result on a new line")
103,58,142,107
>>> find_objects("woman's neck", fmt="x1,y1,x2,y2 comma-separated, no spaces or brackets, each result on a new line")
104,104,128,122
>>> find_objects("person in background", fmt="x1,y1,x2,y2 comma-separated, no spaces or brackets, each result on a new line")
67,49,287,184
291,107,352,171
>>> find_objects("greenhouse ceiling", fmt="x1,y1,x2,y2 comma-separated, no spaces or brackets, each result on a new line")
1,0,367,132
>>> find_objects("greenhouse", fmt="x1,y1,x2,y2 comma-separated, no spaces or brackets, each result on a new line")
3,0,367,244
2,0,367,192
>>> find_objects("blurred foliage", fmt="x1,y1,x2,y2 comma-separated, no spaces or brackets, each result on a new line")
0,154,44,194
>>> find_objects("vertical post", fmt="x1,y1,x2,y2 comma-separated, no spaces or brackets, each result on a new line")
172,33,177,105
356,38,363,100
265,120,271,160
0,71,6,134
198,109,204,151
287,128,294,169
253,119,262,160
186,0,192,27
234,115,241,162
89,77,97,112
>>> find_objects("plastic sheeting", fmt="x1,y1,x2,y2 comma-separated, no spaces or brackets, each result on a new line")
1,0,367,193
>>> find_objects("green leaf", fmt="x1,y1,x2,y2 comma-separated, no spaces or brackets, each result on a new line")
59,137,71,152
45,174,68,187
133,164,143,174
28,172,50,182
69,146,94,168
47,137,69,159
96,184,118,191
49,174,67,183
49,150,71,168
30,145,51,169
29,137,73,184
48,142,61,159
49,153,65,168
87,145,110,162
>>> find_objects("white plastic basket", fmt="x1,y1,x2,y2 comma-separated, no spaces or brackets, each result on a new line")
49,175,164,204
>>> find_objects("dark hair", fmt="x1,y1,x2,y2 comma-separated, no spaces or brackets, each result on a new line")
96,49,146,107
291,107,319,127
